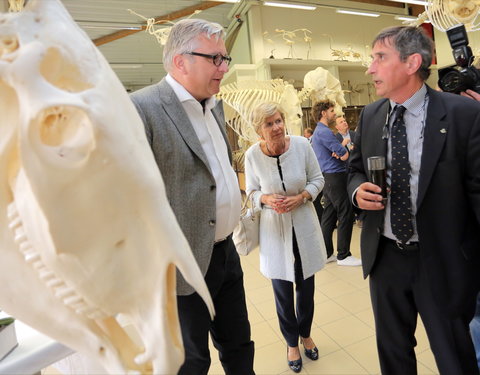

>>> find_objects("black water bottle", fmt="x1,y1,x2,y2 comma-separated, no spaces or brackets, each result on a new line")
367,156,387,204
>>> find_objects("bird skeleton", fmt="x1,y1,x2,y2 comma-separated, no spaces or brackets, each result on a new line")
128,9,202,45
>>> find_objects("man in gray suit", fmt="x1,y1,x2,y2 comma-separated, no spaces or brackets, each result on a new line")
130,19,255,375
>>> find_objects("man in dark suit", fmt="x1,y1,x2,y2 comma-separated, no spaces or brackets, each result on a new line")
335,116,355,154
131,19,254,375
348,26,480,374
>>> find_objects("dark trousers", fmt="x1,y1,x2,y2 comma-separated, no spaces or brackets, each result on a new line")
370,237,479,375
313,191,324,225
272,230,315,347
177,237,255,375
321,172,354,260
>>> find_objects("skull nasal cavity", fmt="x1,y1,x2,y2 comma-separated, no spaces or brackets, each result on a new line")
0,35,19,58
40,47,93,92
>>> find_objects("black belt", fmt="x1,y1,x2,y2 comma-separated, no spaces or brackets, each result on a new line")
381,236,419,252
214,235,231,245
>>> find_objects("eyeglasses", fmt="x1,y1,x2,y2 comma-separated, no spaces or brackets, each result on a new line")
184,52,232,66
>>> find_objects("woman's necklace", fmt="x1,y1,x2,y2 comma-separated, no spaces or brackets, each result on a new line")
265,141,285,156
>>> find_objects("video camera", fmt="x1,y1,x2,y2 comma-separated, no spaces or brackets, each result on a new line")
438,24,480,94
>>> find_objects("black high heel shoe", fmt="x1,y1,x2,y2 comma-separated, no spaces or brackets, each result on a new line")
287,347,302,373
300,337,319,361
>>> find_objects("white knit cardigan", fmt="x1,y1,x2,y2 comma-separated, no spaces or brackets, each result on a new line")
245,136,327,282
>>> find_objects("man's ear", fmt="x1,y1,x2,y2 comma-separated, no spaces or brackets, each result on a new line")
406,53,422,75
173,54,188,74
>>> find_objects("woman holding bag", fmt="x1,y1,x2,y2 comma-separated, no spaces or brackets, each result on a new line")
244,102,327,373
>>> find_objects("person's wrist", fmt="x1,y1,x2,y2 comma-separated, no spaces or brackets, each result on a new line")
300,192,308,204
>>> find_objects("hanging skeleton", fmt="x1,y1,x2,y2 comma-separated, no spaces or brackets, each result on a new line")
127,8,202,45
304,67,347,115
218,79,307,167
405,0,480,31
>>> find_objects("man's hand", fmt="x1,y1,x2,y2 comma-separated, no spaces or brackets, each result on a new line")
461,89,480,101
332,151,349,161
341,138,350,147
355,182,385,210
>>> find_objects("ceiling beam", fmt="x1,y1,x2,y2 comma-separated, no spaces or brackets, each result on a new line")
93,1,223,46
346,1,425,16
346,0,405,7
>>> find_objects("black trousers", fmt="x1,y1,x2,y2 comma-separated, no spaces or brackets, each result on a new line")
370,237,479,375
313,191,324,225
177,237,255,375
321,171,354,260
271,230,315,347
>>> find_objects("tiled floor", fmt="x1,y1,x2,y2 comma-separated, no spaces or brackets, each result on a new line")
44,225,439,375
207,225,439,375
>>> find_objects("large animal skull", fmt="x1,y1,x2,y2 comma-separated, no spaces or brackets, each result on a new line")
0,1,214,374
304,67,347,115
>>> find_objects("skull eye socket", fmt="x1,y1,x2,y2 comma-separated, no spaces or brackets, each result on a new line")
40,47,93,93
31,105,95,165
0,35,19,58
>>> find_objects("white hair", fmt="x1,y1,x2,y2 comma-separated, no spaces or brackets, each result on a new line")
163,18,225,72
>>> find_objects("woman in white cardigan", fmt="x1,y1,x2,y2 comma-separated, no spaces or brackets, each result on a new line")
245,102,327,373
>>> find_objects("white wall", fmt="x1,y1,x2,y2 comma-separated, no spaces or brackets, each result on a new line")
226,4,480,106
229,20,252,65
252,5,407,63
435,27,480,68
241,5,413,106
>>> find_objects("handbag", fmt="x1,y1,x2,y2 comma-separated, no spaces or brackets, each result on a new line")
233,191,260,256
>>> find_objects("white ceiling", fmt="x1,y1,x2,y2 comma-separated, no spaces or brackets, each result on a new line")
1,0,417,90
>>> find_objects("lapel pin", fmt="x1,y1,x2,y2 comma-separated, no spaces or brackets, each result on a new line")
440,128,447,134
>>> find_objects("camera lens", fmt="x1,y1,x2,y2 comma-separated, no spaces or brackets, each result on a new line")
438,69,468,93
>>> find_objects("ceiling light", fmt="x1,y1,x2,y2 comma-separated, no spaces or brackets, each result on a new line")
110,64,143,69
264,2,316,10
211,0,240,2
394,15,417,21
336,9,380,17
388,0,427,5
81,25,142,30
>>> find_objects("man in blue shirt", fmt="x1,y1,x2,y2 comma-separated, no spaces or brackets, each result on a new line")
311,101,361,266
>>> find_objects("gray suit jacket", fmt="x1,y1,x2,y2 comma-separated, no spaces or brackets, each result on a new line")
131,78,232,295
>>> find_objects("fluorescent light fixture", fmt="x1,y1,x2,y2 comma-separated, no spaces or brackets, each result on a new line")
336,9,380,17
82,25,142,30
111,64,143,69
388,0,427,5
264,2,316,10
211,0,240,2
394,15,417,21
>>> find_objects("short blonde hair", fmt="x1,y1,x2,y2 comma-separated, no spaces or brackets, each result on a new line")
251,102,286,136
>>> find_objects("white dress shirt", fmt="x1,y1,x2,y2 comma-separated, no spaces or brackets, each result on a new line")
383,84,429,243
166,74,241,241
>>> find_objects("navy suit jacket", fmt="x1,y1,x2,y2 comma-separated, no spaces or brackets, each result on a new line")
348,86,480,317
335,130,356,148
